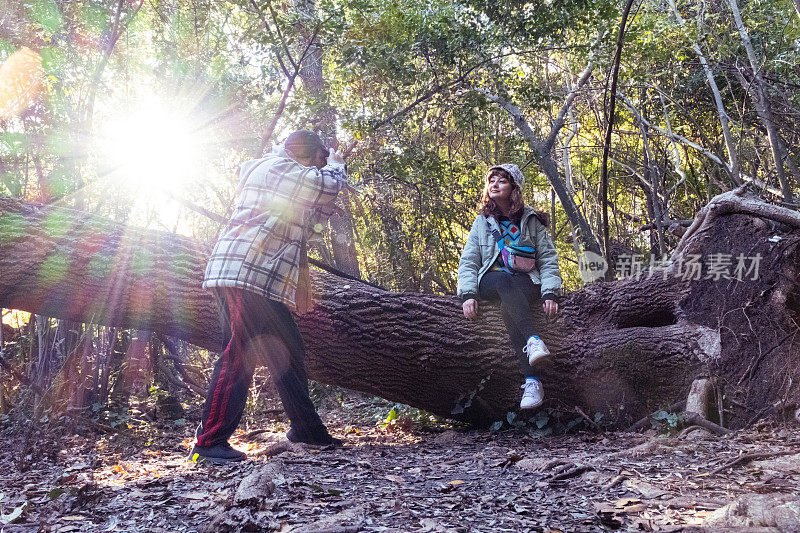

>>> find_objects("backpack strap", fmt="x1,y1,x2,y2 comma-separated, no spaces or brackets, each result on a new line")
486,216,504,248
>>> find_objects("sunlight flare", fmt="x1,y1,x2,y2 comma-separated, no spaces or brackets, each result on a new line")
98,97,204,194
1,309,30,329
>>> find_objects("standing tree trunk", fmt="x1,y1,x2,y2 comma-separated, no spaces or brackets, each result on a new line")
727,0,793,202
1,186,799,425
481,88,603,258
293,0,361,278
475,33,607,258
667,0,741,185
599,0,637,277
638,93,666,257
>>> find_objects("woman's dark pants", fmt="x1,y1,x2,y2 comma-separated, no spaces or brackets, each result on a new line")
478,270,543,380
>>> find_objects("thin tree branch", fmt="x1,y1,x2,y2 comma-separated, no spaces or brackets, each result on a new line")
666,0,740,184
256,21,322,155
600,0,637,273
266,0,299,72
249,0,292,77
544,30,607,149
727,0,792,200
84,0,144,124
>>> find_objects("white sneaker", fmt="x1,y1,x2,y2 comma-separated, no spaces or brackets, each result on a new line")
524,335,550,365
520,379,544,409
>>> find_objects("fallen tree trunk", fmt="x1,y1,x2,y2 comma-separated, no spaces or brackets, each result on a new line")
1,185,799,425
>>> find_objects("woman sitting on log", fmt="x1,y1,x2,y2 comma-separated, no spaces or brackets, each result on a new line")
457,163,562,409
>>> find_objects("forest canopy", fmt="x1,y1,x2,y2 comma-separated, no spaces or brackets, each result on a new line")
1,0,796,294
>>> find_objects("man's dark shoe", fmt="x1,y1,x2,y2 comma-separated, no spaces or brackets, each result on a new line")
286,428,342,447
189,442,247,463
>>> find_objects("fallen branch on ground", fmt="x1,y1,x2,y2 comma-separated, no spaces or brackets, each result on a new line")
549,464,594,482
704,449,798,476
681,412,731,436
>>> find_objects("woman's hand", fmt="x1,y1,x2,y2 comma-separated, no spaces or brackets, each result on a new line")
462,298,478,319
542,299,559,318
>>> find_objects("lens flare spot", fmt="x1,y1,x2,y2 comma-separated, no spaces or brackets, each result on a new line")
39,252,70,286
42,212,70,240
0,47,44,119
0,213,28,243
87,254,112,279
130,249,154,276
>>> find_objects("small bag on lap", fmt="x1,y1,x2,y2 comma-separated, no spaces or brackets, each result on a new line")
505,241,537,273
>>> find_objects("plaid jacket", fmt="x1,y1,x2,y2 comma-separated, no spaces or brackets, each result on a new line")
203,146,347,311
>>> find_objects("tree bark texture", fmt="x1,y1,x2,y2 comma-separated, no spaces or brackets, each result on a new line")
1,185,799,426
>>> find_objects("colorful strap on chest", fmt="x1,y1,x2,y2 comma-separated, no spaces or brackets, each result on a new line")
488,218,513,272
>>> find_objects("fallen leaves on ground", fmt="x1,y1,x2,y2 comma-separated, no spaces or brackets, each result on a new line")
1,400,799,532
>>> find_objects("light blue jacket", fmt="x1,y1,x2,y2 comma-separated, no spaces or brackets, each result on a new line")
457,207,562,301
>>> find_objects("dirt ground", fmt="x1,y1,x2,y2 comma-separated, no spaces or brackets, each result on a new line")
1,390,800,532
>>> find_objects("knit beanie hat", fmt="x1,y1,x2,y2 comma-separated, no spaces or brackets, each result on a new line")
488,163,525,189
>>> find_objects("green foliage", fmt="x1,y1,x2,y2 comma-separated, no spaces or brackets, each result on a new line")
92,401,131,428
148,385,168,401
27,0,64,34
650,409,682,435
381,403,440,430
3,0,796,277
492,407,596,437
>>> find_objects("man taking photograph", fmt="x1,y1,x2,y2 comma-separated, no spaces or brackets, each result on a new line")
192,130,347,462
